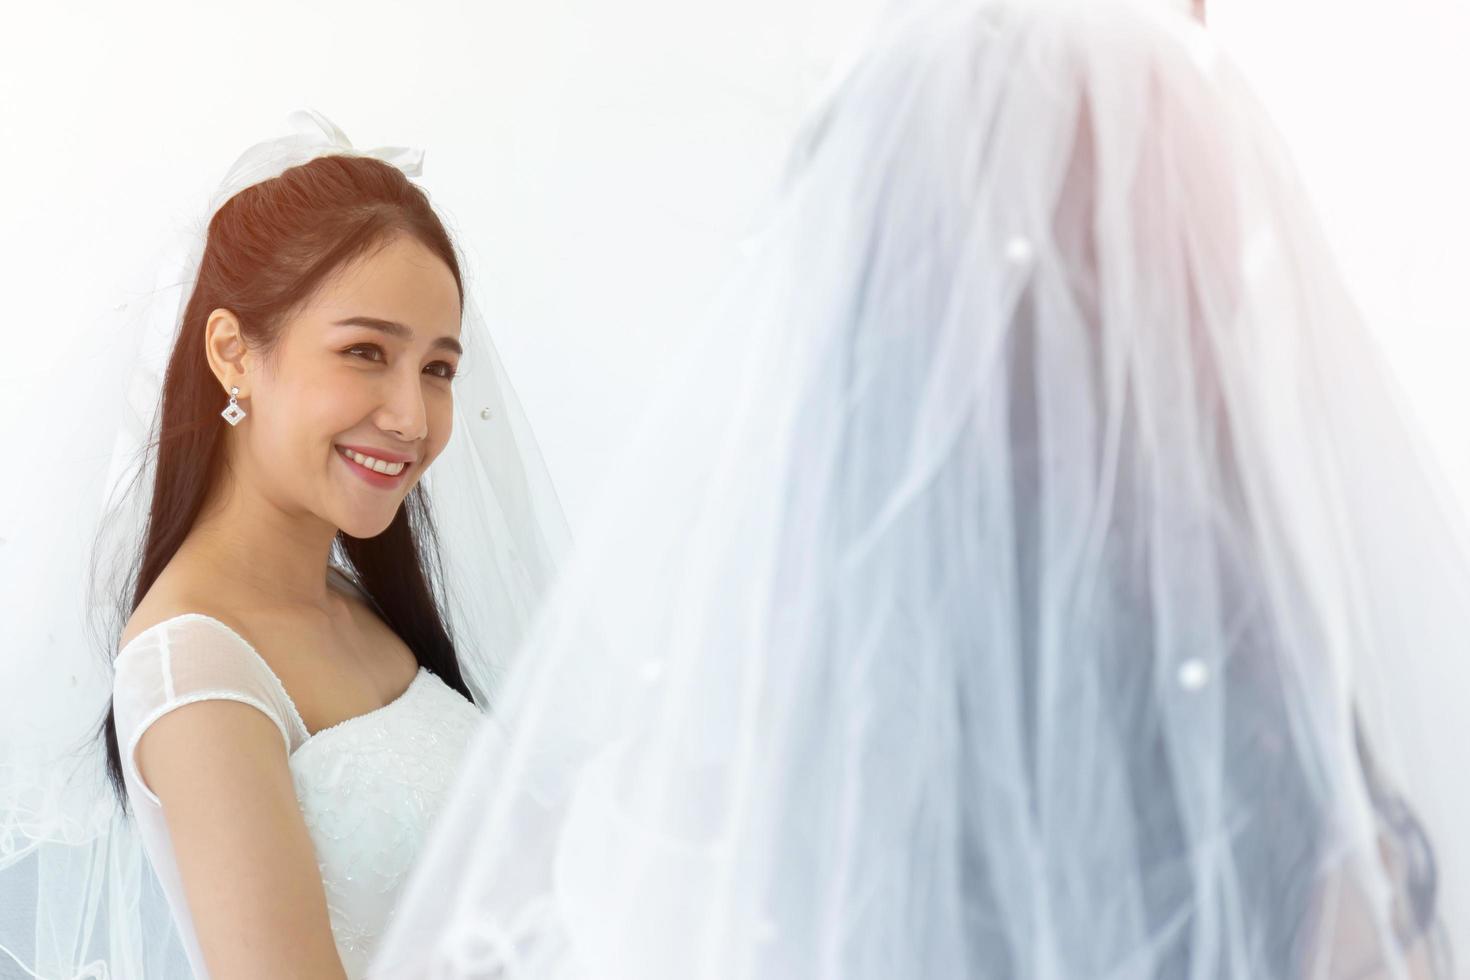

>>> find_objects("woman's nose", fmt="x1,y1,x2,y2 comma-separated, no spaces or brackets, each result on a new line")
376,368,429,443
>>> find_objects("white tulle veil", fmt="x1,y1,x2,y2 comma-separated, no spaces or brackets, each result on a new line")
369,0,1469,976
0,109,570,978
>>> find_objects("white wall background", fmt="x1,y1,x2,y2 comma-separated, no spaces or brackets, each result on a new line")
1212,0,1470,513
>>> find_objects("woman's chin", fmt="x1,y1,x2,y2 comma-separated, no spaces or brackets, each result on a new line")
336,510,396,540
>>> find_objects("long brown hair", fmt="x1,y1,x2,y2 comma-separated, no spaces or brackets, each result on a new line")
91,153,474,815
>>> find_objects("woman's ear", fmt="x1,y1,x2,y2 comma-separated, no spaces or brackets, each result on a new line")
204,308,251,396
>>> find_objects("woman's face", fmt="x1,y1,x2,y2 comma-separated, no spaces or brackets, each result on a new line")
231,233,462,539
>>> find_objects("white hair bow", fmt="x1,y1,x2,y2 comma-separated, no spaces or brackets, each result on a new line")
205,107,426,218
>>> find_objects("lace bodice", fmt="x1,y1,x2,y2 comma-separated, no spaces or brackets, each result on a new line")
290,665,484,975
111,587,485,979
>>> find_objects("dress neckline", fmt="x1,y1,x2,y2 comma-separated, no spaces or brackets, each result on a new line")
116,610,429,748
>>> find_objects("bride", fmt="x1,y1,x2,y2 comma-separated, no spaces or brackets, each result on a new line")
369,0,1467,976
0,112,569,979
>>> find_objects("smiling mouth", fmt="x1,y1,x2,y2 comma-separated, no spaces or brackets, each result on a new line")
335,445,411,480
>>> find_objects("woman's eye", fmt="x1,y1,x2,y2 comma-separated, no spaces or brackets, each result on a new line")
345,343,385,362
346,344,456,381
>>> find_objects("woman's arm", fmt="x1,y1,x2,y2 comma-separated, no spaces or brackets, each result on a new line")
137,699,348,980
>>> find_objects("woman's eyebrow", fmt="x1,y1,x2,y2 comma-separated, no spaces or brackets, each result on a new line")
333,315,463,356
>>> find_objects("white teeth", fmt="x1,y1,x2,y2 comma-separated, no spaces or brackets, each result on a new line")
338,446,406,476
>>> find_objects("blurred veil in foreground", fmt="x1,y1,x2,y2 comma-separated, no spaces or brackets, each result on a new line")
372,0,1470,975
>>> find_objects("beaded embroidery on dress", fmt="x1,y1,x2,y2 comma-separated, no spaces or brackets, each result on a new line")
110,566,485,979
291,666,484,976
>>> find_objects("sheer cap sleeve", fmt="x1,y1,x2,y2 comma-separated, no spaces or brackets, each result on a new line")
112,613,309,808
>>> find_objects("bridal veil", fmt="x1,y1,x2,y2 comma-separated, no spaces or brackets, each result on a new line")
371,0,1469,976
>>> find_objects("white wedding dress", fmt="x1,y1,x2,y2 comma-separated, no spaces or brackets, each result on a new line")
110,565,485,979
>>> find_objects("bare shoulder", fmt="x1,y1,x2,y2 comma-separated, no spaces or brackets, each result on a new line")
118,560,244,654
119,549,316,657
124,557,288,785
121,552,420,736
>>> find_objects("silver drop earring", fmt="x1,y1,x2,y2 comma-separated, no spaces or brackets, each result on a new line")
221,386,247,426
